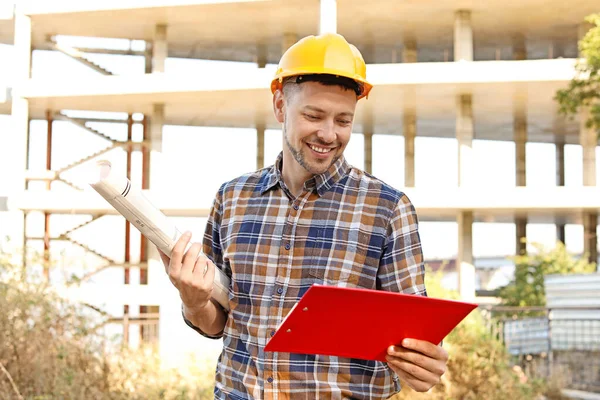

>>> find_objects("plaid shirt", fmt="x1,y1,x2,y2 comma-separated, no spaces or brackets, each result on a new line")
186,152,427,399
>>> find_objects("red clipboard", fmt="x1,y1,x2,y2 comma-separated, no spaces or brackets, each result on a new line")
264,285,478,362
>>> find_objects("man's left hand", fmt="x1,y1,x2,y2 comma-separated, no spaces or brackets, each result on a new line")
386,338,448,392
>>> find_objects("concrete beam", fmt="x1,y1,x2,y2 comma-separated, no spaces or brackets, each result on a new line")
454,10,473,62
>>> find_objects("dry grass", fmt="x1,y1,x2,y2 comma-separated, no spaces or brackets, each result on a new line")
0,248,569,399
0,248,214,400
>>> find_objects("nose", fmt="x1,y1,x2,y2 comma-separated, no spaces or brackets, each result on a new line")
317,119,336,144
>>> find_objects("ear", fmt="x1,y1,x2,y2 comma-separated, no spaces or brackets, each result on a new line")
273,89,285,124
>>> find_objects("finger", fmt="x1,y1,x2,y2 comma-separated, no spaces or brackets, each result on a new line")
386,355,440,386
391,365,435,393
169,232,192,277
180,243,203,284
400,339,449,361
387,345,447,376
198,257,216,289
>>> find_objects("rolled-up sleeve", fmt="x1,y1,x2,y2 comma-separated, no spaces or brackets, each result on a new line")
377,193,427,297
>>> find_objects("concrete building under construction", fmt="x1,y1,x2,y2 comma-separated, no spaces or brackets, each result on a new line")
0,1,599,358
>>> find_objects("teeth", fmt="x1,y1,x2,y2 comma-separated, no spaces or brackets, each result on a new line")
309,144,331,154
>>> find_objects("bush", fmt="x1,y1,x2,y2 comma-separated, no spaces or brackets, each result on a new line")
0,244,214,400
391,266,563,400
499,241,596,309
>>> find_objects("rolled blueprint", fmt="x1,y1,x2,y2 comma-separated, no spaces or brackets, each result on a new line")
89,160,230,311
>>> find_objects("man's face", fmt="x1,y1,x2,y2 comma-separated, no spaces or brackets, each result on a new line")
274,81,357,176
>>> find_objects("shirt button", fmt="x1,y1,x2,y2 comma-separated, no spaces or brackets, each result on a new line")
267,377,273,383
285,243,291,250
277,287,283,294
293,204,299,210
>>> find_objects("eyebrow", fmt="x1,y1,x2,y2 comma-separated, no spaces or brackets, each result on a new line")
304,105,354,118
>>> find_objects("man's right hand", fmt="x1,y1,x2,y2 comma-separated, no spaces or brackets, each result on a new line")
158,231,217,314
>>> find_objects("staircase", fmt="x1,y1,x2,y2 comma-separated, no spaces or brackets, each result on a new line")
56,113,118,143
57,145,117,175
48,39,113,76
60,235,117,265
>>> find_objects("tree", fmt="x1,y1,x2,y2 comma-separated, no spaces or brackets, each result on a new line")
555,13,600,135
499,242,596,308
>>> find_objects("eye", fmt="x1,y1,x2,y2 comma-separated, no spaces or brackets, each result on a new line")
303,113,320,121
337,119,352,126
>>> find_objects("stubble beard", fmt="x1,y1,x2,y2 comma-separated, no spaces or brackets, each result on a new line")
283,120,339,176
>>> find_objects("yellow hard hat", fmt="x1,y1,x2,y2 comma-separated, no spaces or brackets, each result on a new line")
271,33,372,100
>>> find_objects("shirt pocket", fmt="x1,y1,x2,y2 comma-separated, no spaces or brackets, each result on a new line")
307,227,378,289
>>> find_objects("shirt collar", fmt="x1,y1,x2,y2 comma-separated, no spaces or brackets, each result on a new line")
261,152,350,197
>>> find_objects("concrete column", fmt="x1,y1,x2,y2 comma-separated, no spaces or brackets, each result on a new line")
556,141,565,187
403,109,416,187
578,22,594,57
454,10,473,62
12,11,32,190
514,105,527,187
12,11,32,267
403,37,417,63
512,34,527,60
514,101,527,254
145,103,165,294
581,107,598,264
457,94,474,187
152,24,167,73
556,140,566,243
144,42,152,74
150,104,164,156
364,132,373,174
458,211,475,301
256,44,267,68
282,33,297,54
581,108,596,187
456,92,475,300
583,213,598,265
555,126,566,243
256,122,265,169
319,0,337,34
552,41,565,59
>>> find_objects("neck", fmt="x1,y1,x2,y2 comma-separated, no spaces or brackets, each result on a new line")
281,151,312,198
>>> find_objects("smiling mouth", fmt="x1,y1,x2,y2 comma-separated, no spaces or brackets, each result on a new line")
307,143,335,154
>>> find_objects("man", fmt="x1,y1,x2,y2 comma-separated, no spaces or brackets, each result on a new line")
159,33,449,399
